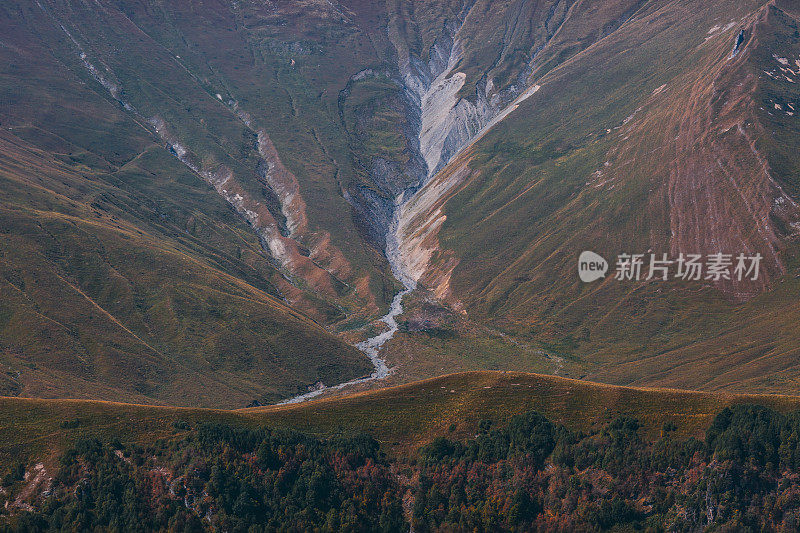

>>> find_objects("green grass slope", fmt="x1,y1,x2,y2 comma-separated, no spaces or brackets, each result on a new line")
0,128,371,407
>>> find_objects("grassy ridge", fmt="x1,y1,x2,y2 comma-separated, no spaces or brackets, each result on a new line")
4,371,800,467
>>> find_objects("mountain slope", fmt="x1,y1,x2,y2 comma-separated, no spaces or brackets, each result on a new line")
1,0,687,405
393,0,800,394
0,4,372,407
3,0,800,405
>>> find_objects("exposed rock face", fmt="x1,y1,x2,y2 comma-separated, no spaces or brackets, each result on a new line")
255,130,353,282
390,12,497,179
341,13,488,251
397,159,471,301
394,84,541,299
385,0,577,185
256,131,309,238
341,68,428,249
378,1,546,290
150,114,354,304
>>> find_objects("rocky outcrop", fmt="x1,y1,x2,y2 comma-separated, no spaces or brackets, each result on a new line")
377,2,544,293
149,114,355,304
390,11,497,179
339,67,428,248
385,0,575,182
337,1,578,287
393,84,541,300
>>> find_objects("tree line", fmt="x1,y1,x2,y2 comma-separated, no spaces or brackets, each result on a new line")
4,404,800,531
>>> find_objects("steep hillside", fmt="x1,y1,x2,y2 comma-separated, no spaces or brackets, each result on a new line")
4,0,397,323
0,0,688,406
0,128,373,407
0,3,374,407
394,0,800,394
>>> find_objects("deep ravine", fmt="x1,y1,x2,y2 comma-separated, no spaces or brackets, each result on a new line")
278,9,548,405
277,206,416,404
277,85,543,404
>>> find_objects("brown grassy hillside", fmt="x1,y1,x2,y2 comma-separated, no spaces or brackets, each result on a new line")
396,0,800,394
4,371,800,466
